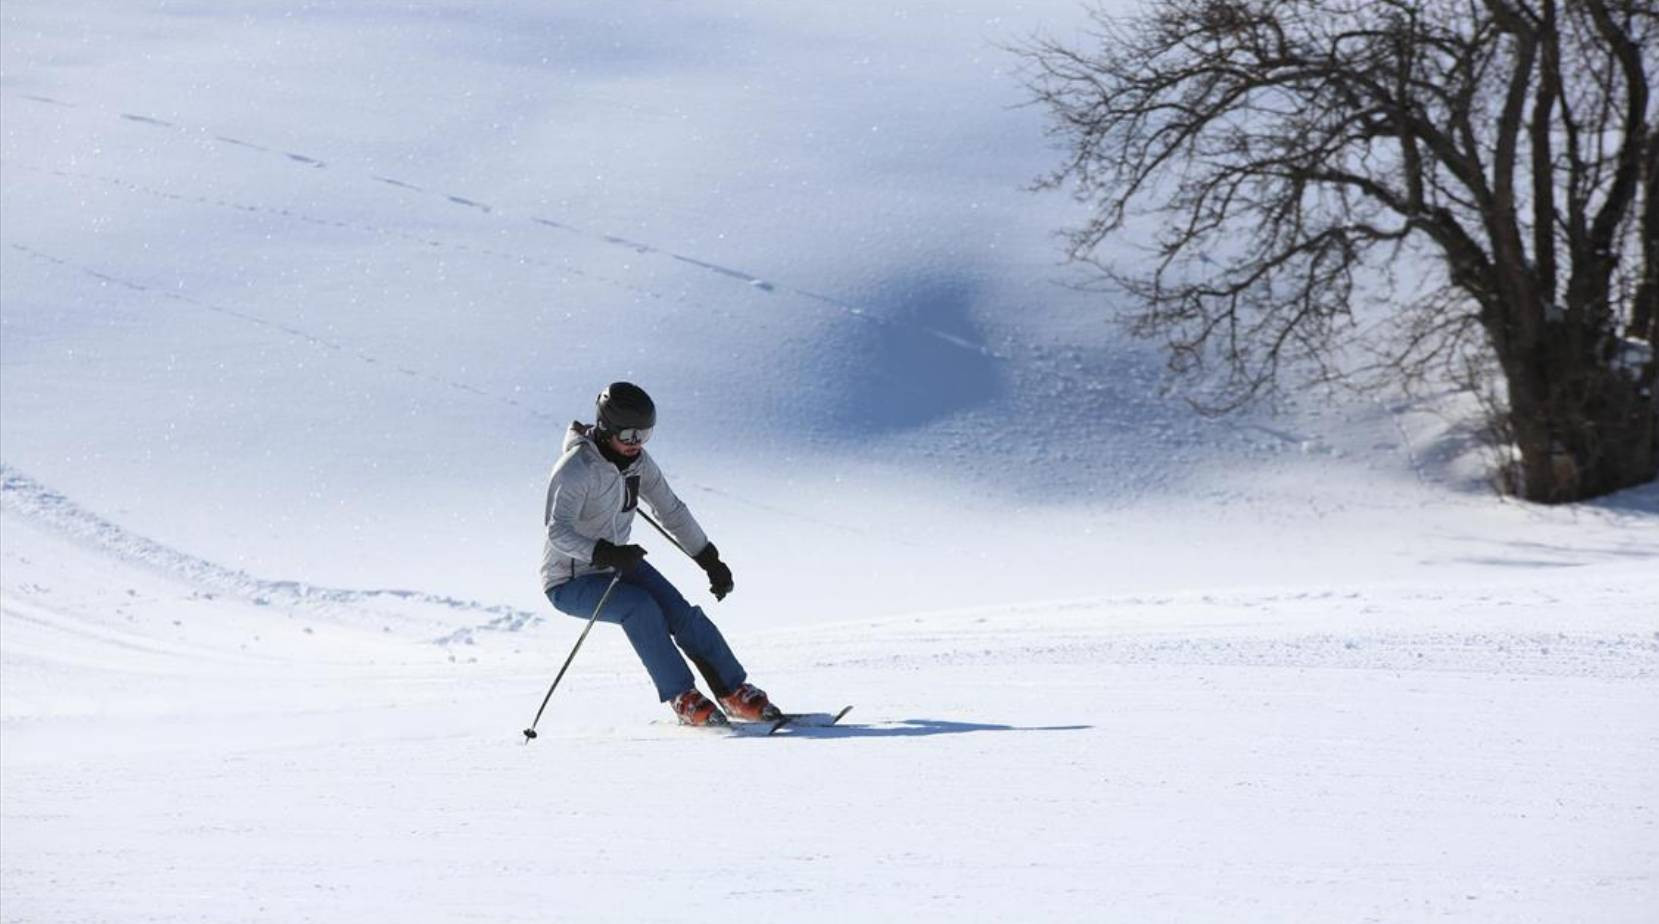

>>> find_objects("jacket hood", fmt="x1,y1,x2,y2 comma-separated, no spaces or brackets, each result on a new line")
562,420,591,455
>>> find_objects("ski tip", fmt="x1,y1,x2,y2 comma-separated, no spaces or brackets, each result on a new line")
765,706,854,735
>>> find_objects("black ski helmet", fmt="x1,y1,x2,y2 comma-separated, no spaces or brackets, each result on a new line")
595,381,656,435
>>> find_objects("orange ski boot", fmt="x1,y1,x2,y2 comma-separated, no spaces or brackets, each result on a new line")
670,688,728,726
719,682,782,723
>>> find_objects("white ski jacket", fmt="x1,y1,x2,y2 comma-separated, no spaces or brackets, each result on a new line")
540,421,710,591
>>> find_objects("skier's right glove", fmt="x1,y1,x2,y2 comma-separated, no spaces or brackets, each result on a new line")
592,539,647,576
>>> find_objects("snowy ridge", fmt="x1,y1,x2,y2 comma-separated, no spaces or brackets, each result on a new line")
0,464,539,643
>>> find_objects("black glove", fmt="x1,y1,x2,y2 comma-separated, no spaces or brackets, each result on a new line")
592,539,648,575
693,542,734,601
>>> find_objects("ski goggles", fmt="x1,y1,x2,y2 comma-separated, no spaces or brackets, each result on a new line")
614,426,653,446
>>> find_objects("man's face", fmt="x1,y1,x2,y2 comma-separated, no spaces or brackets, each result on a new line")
607,432,644,458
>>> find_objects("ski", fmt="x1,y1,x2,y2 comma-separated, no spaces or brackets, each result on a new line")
665,705,853,736
765,705,854,735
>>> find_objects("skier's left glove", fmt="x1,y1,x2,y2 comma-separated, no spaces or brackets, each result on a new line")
693,542,734,601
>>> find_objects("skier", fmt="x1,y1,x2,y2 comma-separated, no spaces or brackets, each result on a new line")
539,381,779,726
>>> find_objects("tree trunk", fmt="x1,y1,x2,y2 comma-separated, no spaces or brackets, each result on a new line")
1507,332,1659,502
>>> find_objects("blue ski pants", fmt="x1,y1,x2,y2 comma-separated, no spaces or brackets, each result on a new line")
546,560,746,702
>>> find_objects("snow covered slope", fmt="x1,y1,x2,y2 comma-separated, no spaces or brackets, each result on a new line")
4,495,1656,922
3,1,1656,921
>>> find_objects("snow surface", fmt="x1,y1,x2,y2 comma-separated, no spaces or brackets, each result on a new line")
2,2,1656,921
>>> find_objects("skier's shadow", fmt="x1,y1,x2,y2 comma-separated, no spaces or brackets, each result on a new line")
771,719,1090,739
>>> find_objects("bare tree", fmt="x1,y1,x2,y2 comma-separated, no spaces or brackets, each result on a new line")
1021,0,1657,502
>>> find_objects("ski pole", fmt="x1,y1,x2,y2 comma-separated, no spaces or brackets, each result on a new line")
522,572,624,743
637,509,690,557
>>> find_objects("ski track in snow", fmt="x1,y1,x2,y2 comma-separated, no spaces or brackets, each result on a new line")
3,236,928,544
0,464,538,644
4,240,564,424
5,92,1002,360
0,160,705,321
812,626,1659,680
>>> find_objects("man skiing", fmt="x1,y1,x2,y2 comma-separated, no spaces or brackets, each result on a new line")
540,381,780,726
